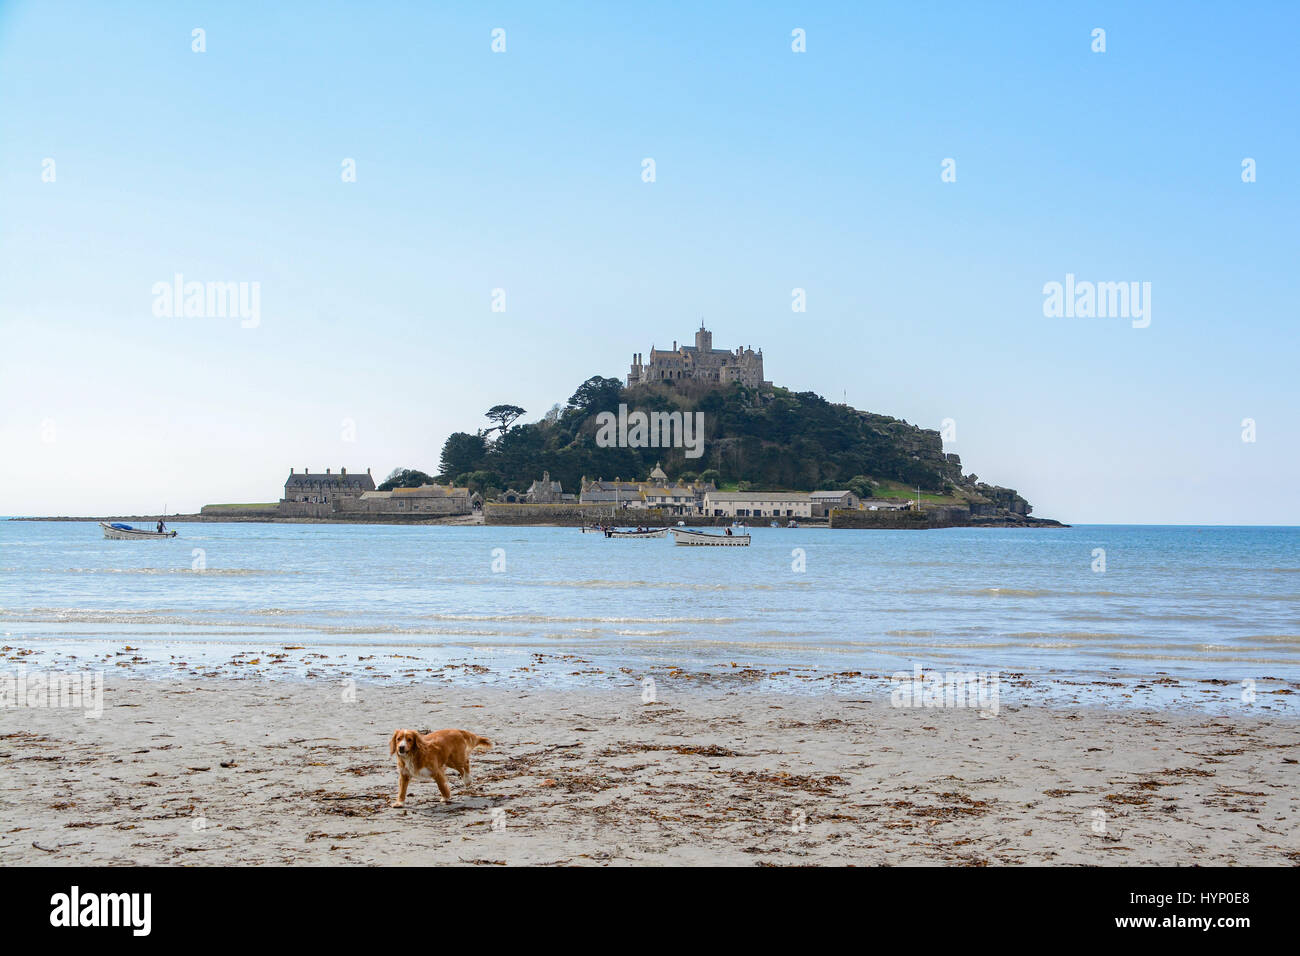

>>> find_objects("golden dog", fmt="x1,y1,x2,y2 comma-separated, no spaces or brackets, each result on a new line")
388,728,492,807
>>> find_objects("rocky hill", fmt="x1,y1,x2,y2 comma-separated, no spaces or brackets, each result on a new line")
436,376,1059,525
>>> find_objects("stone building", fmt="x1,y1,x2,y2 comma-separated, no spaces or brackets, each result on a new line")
627,324,770,389
278,467,376,516
525,471,564,503
578,478,644,509
282,467,376,504
808,490,860,517
577,465,715,513
350,484,471,516
277,468,471,518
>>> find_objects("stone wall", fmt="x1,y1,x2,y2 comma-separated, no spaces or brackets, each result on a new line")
275,501,334,519
829,508,930,530
485,503,668,526
831,506,974,529
925,505,973,528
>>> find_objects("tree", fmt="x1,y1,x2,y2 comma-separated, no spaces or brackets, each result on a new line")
485,404,526,437
456,470,501,495
846,475,876,500
567,376,623,414
699,469,721,486
378,468,437,491
439,431,488,478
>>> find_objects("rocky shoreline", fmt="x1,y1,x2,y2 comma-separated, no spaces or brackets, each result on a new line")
8,512,1067,529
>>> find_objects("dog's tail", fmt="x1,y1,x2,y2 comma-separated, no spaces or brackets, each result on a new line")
472,734,492,752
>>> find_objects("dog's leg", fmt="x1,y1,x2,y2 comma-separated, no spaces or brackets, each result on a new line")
433,767,452,803
391,771,410,808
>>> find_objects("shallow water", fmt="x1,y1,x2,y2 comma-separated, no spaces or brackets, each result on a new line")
1,521,1297,710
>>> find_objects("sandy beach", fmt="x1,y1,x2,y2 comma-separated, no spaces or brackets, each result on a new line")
2,676,1296,866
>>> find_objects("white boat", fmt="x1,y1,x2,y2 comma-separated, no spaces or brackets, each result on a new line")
100,521,177,540
605,528,667,538
671,528,750,546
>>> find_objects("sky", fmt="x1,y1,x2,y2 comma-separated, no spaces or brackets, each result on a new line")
0,1,1296,523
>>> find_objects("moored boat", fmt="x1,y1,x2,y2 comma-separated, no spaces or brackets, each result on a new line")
670,528,750,546
99,521,177,540
604,528,667,538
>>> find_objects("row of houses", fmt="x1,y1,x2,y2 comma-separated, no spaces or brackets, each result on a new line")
567,466,913,518
278,466,914,520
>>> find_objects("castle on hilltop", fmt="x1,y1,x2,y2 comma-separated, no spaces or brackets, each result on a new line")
627,324,770,389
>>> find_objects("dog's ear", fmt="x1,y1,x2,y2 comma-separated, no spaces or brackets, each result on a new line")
388,730,399,755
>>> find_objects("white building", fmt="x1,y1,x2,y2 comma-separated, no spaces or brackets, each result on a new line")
703,490,812,519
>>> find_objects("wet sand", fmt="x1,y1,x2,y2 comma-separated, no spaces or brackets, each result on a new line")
1,676,1296,865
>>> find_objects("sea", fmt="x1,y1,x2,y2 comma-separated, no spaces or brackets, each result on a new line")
2,521,1297,712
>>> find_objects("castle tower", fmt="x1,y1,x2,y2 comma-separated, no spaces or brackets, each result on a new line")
695,323,712,352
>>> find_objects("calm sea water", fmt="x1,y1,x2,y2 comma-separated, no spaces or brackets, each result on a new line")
2,521,1297,708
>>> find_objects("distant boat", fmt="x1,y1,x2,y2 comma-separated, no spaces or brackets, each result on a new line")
604,528,667,539
671,528,750,546
100,521,176,540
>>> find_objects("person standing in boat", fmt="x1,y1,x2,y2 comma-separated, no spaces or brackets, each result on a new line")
157,518,166,533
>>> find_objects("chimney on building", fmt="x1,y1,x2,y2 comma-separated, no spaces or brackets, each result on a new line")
326,468,331,475
341,467,347,476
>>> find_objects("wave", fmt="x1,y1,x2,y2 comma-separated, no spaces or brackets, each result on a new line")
523,579,802,592
415,612,741,625
42,567,291,576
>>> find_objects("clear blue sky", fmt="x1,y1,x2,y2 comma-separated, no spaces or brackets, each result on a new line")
1,1,1296,523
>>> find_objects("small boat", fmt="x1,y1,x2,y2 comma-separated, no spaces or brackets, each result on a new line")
580,525,607,533
671,528,750,546
604,528,667,538
100,521,177,540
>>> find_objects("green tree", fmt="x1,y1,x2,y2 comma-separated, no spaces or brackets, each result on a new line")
567,376,623,414
485,404,527,437
378,468,437,491
846,475,877,499
438,432,488,478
